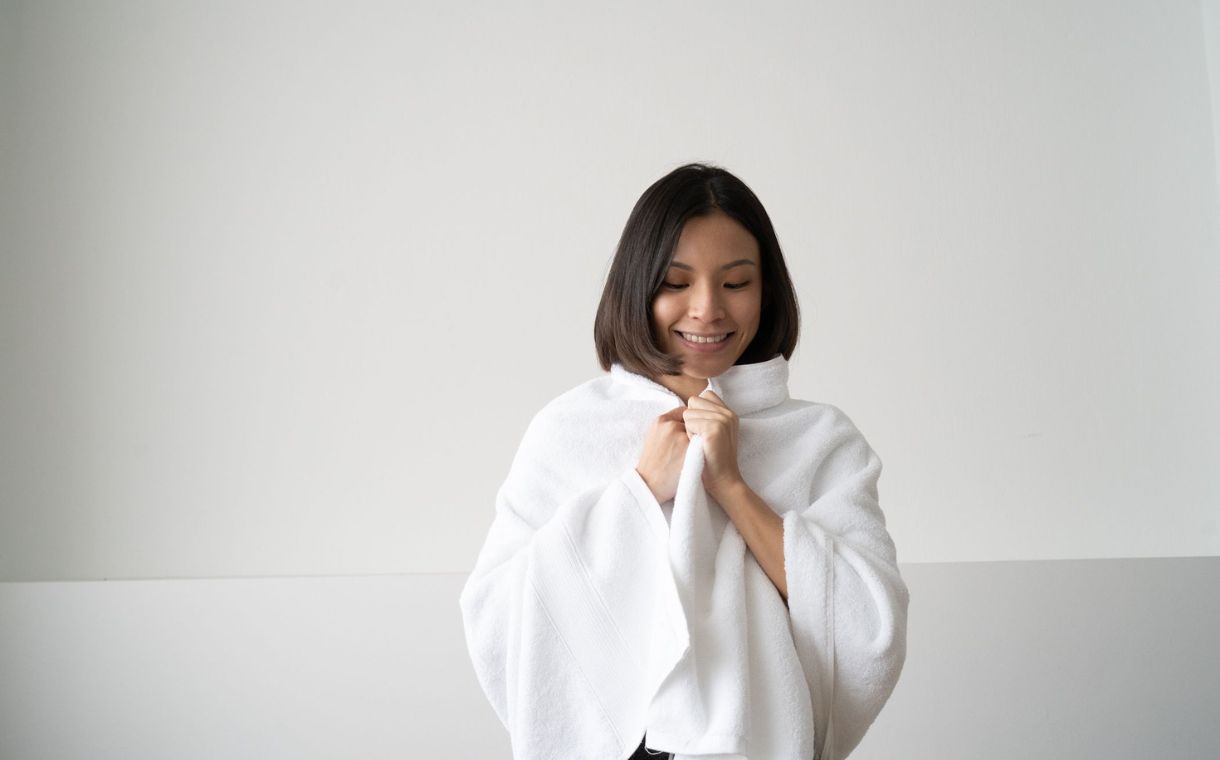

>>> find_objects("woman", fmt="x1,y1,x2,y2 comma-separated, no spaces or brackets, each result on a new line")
459,163,909,760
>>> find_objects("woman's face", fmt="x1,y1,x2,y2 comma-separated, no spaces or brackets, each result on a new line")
651,210,763,380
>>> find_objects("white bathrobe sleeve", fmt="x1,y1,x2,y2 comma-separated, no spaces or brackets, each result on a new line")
781,407,910,760
458,406,680,758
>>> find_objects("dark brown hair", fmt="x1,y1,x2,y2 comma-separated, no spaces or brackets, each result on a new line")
594,162,800,377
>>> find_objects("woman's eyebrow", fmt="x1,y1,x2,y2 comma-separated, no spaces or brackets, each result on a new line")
669,259,757,271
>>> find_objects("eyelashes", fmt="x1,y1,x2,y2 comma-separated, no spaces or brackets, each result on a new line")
662,281,751,291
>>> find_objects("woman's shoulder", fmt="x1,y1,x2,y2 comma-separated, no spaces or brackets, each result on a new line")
778,397,880,466
786,397,865,432
516,373,625,446
505,374,644,488
527,372,613,418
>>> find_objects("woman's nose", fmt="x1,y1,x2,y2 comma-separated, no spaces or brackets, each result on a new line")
687,283,726,320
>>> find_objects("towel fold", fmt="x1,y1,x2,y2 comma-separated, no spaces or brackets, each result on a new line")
459,354,908,760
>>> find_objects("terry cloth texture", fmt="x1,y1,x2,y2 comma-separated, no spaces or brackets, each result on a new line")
459,354,909,760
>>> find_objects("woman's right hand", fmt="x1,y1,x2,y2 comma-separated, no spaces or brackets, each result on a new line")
635,405,690,504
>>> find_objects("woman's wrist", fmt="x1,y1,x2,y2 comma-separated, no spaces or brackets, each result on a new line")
634,465,654,498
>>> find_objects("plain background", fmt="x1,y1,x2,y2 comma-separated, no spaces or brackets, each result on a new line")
2,0,1217,581
1,0,1218,757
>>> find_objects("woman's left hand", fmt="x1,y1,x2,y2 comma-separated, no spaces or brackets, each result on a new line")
683,389,745,499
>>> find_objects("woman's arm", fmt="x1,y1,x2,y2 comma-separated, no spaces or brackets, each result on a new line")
459,407,691,754
714,479,789,605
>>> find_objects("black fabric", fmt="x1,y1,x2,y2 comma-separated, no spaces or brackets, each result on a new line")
628,736,672,760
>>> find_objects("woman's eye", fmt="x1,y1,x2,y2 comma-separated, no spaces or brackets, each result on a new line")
662,281,751,291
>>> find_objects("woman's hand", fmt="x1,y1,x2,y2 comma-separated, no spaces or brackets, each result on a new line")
683,389,744,500
635,405,690,504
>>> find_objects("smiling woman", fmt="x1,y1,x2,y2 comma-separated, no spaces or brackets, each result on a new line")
459,162,908,760
650,212,764,402
593,163,801,391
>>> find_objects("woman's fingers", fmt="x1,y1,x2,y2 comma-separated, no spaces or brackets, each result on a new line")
660,405,686,421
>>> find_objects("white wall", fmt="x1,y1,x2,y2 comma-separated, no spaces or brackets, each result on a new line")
1,1,1218,582
1207,0,1220,197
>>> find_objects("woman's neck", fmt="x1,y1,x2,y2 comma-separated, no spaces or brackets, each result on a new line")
656,373,710,406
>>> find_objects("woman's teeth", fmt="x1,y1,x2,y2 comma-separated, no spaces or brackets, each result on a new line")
679,331,730,344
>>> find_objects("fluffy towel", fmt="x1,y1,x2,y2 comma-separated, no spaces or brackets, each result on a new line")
459,354,908,760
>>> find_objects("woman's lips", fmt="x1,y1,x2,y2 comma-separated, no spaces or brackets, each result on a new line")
676,330,734,352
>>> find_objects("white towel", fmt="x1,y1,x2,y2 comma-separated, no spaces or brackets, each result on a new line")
459,354,908,760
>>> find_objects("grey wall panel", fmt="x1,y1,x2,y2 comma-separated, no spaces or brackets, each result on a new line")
2,557,1216,759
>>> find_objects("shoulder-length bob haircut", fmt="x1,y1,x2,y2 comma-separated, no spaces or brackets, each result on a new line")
594,161,800,378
